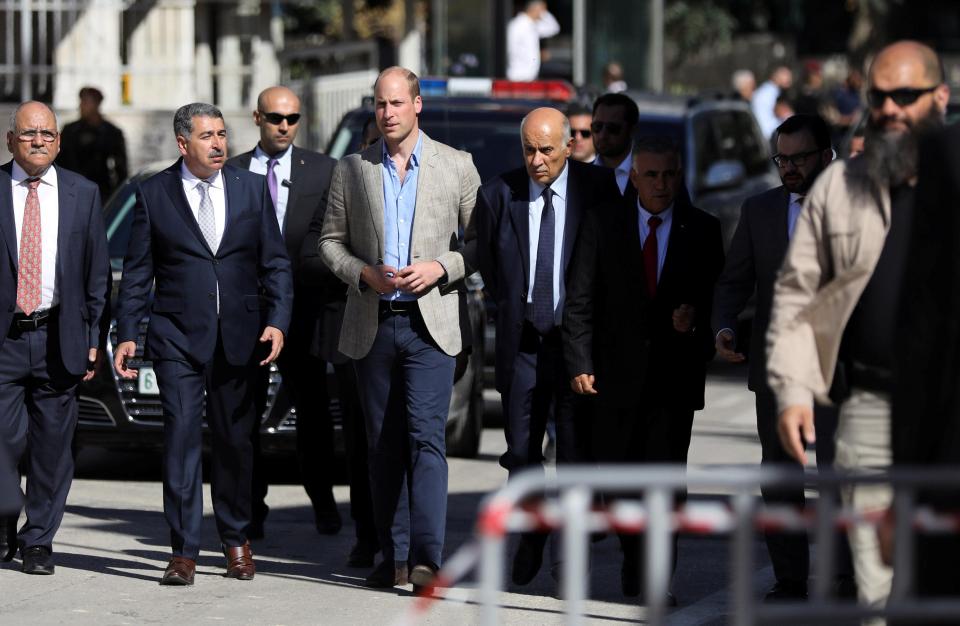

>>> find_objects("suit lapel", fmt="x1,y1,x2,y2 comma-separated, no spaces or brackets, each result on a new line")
360,141,385,260
0,162,17,270
775,186,791,253
220,166,242,251
55,166,77,278
507,176,531,290
160,161,214,255
284,147,307,236
561,166,582,277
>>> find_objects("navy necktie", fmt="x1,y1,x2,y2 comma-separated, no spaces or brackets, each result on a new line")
531,186,555,334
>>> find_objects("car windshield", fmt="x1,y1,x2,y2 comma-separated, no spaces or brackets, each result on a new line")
328,103,553,181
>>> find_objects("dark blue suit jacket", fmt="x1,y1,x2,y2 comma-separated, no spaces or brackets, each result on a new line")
0,162,110,376
116,160,292,366
475,160,618,391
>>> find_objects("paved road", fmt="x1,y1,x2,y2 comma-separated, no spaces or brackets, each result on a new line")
1,363,815,625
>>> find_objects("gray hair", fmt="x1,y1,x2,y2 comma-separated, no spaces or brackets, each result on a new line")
731,69,755,91
519,111,572,145
174,102,223,139
8,101,59,133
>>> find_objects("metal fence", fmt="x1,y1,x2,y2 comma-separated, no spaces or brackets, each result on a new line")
290,68,378,152
392,464,960,626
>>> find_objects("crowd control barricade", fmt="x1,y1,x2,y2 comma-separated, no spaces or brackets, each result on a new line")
391,464,960,626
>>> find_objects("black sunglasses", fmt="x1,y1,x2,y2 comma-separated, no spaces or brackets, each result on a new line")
571,128,592,139
590,121,624,135
867,85,939,109
772,149,821,168
259,111,302,125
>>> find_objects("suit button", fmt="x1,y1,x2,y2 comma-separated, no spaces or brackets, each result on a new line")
213,259,219,265
208,293,215,300
521,291,527,299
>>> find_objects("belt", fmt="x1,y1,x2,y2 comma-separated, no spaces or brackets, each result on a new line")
378,299,418,317
847,360,892,393
11,308,54,332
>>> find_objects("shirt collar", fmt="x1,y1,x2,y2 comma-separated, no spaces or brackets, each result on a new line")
180,161,223,189
382,130,423,170
636,198,674,224
254,143,292,164
11,160,58,188
529,160,570,202
592,150,633,174
789,192,804,205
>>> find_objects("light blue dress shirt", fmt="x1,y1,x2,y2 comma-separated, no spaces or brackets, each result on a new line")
249,144,293,235
382,131,423,301
787,192,803,239
637,201,674,283
527,162,568,325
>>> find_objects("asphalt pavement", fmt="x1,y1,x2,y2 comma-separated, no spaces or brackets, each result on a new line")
0,362,809,625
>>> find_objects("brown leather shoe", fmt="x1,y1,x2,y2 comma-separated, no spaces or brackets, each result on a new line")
364,560,409,588
223,542,255,580
160,557,196,586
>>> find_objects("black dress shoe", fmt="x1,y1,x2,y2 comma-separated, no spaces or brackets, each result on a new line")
314,509,342,535
364,560,408,588
511,533,546,586
0,516,17,562
21,546,54,575
763,580,808,602
347,540,379,568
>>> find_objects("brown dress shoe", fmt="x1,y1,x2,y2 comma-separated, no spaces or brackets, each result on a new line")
160,557,196,586
364,560,409,588
223,542,255,580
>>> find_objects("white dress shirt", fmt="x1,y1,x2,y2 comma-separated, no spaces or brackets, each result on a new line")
593,150,633,195
506,10,560,81
751,80,781,140
180,163,226,251
527,162,568,324
10,161,59,311
248,144,292,235
788,192,803,239
637,201,673,283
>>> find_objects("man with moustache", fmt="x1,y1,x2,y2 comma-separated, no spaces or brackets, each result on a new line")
565,104,596,163
114,102,292,585
475,107,617,587
565,135,723,602
227,86,341,541
591,93,639,195
713,114,856,601
0,102,109,574
319,67,480,589
768,41,949,614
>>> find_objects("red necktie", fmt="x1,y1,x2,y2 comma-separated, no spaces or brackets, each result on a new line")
643,215,662,298
17,178,42,315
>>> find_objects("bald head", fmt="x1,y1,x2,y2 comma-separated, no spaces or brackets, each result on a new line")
871,40,943,86
254,86,302,155
520,107,572,185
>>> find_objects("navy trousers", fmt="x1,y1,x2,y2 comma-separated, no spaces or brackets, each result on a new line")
0,317,80,550
154,333,257,560
354,309,454,568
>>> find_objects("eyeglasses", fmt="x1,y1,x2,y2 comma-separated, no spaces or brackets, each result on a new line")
258,111,301,125
867,85,939,109
772,149,821,168
16,129,58,143
590,121,624,135
571,128,592,139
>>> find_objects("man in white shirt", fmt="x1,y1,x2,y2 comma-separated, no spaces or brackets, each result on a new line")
0,101,110,575
590,93,638,195
506,1,560,81
752,66,794,140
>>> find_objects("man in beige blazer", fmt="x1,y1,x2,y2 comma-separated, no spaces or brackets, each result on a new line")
320,66,480,589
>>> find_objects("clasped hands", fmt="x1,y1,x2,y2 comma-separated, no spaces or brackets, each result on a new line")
362,261,445,296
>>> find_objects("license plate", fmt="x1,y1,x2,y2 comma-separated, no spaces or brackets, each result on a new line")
137,366,160,396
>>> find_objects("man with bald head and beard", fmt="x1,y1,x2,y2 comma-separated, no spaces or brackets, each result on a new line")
227,86,345,545
767,41,949,614
475,107,617,587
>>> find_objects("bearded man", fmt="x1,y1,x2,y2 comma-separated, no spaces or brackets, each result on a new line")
766,41,949,617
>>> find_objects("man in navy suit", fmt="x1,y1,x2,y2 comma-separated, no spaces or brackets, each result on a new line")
476,107,617,586
0,101,110,575
114,102,292,586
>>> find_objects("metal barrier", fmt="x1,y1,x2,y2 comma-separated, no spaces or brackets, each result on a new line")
392,464,960,626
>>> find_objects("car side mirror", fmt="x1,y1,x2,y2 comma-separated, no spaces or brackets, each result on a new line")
701,160,746,191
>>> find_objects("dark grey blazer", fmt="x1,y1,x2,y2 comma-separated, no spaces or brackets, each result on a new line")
712,185,791,392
